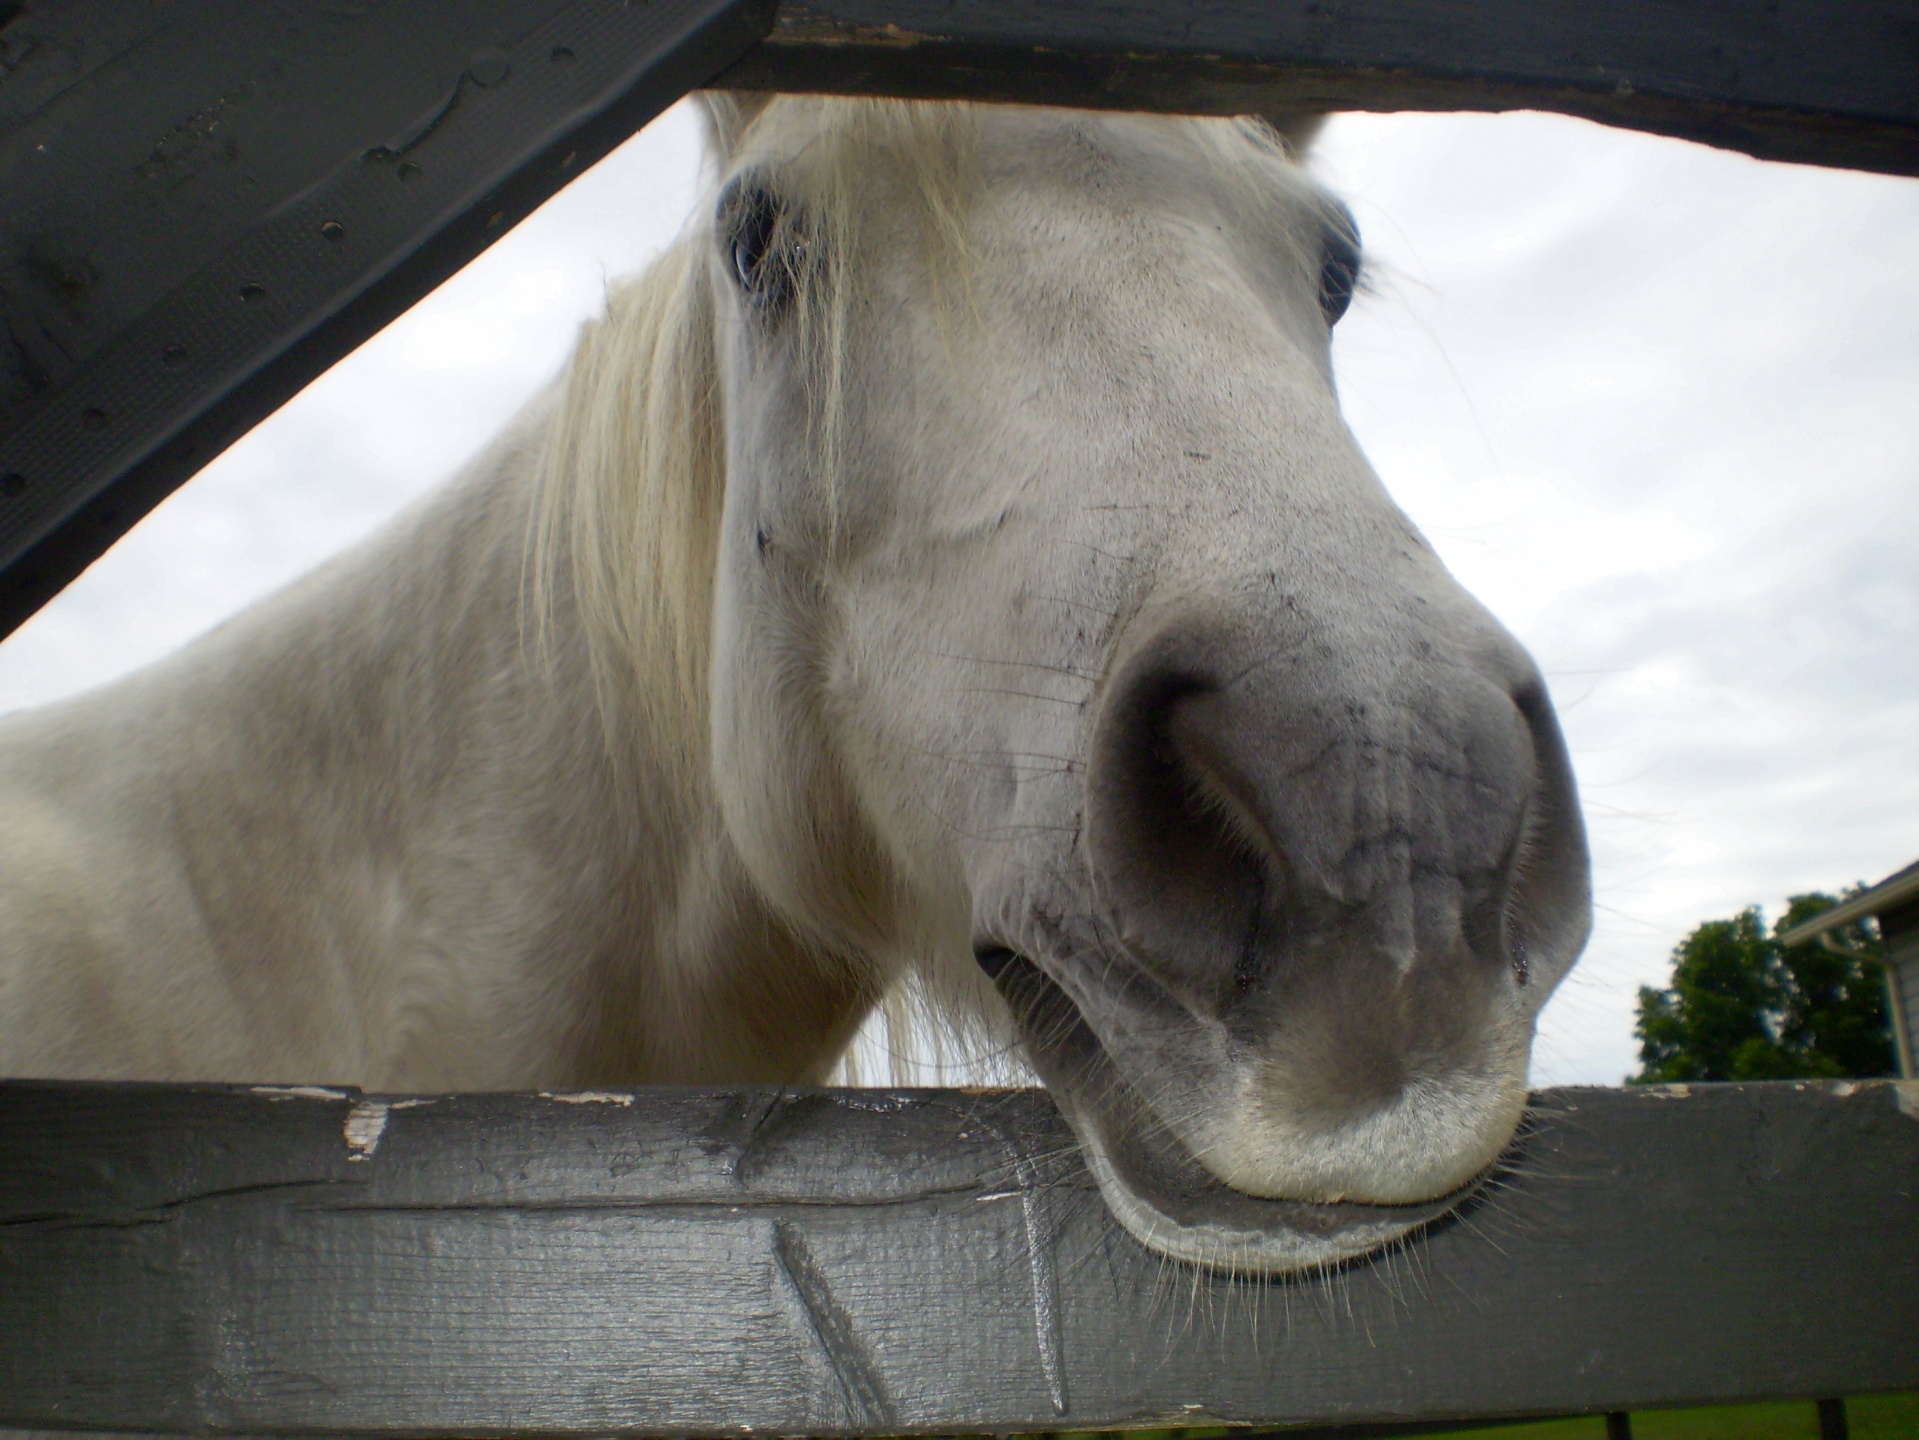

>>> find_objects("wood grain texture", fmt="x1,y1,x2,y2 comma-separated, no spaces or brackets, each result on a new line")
0,0,775,639
1,1080,1914,1435
722,0,1919,178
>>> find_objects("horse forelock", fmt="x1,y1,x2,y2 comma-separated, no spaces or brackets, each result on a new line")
533,99,1339,758
528,100,982,764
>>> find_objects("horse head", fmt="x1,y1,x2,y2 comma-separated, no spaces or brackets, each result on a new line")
699,96,1591,1273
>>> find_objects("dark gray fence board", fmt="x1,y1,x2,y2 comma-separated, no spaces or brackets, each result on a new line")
0,0,775,639
2,0,1916,641
1,1079,1914,1435
719,0,1919,178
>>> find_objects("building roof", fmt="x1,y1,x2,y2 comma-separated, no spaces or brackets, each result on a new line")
1778,859,1919,946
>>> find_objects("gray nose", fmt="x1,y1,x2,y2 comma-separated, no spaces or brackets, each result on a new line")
1083,603,1587,1048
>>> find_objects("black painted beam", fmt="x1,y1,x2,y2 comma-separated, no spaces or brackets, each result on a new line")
0,0,775,640
721,0,1919,178
2,0,1915,640
1,1080,1914,1434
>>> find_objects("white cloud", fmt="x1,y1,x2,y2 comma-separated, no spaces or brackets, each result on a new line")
398,268,577,371
1317,111,1919,1084
1367,440,1714,633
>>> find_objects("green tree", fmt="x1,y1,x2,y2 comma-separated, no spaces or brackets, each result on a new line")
1632,890,1896,1082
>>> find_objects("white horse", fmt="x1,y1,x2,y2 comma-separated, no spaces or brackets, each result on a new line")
0,95,1590,1273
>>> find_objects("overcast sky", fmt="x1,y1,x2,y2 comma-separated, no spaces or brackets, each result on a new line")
1,101,1912,1087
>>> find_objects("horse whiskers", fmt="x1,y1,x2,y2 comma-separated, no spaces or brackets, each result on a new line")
908,750,1079,779
901,790,1080,849
927,650,1106,683
947,684,1091,708
1030,591,1123,620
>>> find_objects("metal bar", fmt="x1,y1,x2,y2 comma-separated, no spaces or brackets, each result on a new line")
1,1079,1914,1435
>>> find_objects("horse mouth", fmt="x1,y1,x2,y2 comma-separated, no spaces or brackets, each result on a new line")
976,947,1488,1275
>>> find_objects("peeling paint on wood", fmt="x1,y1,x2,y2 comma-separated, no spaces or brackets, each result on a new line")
343,1099,390,1159
249,1084,351,1101
538,1090,637,1105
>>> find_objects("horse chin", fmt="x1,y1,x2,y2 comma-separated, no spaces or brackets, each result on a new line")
979,950,1491,1276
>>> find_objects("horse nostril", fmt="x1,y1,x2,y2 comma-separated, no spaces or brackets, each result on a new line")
973,943,1019,978
1084,657,1276,1006
1498,676,1593,995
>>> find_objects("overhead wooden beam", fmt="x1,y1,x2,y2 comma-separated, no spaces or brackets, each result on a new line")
2,1079,1915,1435
0,0,774,641
721,0,1919,180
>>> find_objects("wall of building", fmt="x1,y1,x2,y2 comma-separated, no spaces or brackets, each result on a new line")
1880,899,1919,1079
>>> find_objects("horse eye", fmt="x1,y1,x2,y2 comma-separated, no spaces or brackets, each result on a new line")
1318,221,1361,327
720,181,795,313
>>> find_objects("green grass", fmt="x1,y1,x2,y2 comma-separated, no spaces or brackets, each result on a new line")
1415,1392,1919,1440
1021,1394,1919,1440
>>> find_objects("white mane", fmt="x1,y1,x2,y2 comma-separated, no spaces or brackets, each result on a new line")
531,236,726,768
534,97,1324,724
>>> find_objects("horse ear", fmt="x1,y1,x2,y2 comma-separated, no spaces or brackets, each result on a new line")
697,91,775,159
1263,113,1328,162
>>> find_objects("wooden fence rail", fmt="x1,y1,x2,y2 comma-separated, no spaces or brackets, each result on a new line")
720,0,1919,176
2,1078,1914,1435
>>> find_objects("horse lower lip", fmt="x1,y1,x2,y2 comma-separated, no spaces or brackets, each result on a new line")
981,944,1486,1271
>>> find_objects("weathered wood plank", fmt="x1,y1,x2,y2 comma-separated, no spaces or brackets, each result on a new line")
1,1079,1914,1435
718,0,1919,178
0,0,776,639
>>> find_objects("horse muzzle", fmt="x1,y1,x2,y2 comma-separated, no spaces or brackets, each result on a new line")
974,944,1500,1273
966,595,1588,1273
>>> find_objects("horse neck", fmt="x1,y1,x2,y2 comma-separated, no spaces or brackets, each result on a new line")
504,392,881,1087
69,402,860,1089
